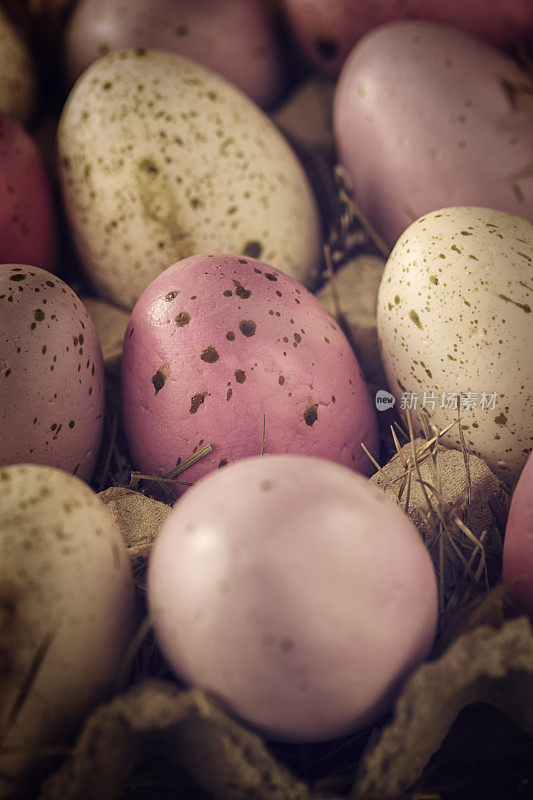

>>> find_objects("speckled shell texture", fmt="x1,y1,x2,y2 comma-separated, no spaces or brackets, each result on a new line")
282,0,533,76
333,21,533,246
65,0,284,108
122,255,378,492
0,7,35,123
0,115,56,271
377,207,533,487
503,451,533,618
148,454,438,741
0,265,104,481
0,463,134,794
58,49,321,310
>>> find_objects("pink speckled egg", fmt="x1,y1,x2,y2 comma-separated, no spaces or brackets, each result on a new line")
122,255,378,492
0,265,104,481
0,115,56,272
282,0,533,76
503,452,533,618
333,21,533,246
65,0,284,109
148,454,438,741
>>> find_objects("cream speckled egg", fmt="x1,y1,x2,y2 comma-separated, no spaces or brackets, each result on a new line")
377,207,532,487
0,463,134,796
0,8,35,123
58,49,321,310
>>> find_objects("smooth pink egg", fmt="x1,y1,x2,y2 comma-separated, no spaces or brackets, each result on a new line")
121,254,378,494
0,115,56,272
503,452,533,618
333,21,533,246
148,454,438,741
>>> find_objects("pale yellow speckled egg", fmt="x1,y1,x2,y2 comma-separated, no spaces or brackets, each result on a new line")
57,49,321,309
377,206,532,487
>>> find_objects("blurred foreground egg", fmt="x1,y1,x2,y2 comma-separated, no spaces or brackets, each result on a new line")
0,265,104,481
148,455,439,742
377,207,533,486
121,254,378,492
0,464,134,797
58,49,321,309
503,452,533,618
334,21,533,246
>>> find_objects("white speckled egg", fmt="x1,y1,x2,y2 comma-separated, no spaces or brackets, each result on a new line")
377,207,532,486
0,463,134,796
0,265,104,481
0,7,35,123
58,49,321,309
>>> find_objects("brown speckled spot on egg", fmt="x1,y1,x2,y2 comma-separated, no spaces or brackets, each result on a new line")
226,388,233,401
218,458,228,468
223,290,233,297
226,331,235,341
9,274,26,282
233,280,251,299
495,413,508,426
278,375,284,385
175,311,191,326
190,391,207,414
409,310,423,329
152,363,171,395
264,272,278,282
165,290,179,301
234,369,246,383
201,346,219,363
303,402,318,427
34,309,45,322
239,319,256,337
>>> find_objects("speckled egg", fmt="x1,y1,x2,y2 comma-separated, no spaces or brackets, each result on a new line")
0,463,134,796
122,254,378,492
333,21,533,246
58,49,321,310
0,115,57,271
148,454,438,741
377,206,533,487
503,451,533,618
0,265,105,481
65,0,284,108
282,0,533,76
0,7,35,123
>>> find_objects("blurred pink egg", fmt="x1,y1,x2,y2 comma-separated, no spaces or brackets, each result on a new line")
282,0,533,75
0,115,56,271
333,21,533,246
65,0,284,108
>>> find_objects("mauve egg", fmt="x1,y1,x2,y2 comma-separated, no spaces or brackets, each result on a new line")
0,115,56,271
282,0,533,76
503,451,533,618
65,0,284,108
148,454,438,741
333,21,533,246
0,265,104,481
122,254,378,493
